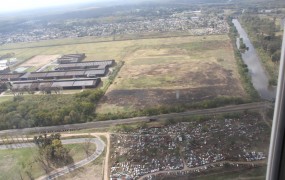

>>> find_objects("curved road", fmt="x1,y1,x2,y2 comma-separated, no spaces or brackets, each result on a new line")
0,138,105,180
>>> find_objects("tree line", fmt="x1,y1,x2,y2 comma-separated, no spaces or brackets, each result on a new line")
0,89,104,130
241,14,282,63
227,16,260,100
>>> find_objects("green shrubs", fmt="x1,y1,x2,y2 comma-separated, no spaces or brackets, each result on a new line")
0,89,104,130
227,16,259,101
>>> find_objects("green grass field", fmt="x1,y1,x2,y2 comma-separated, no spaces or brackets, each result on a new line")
0,32,198,61
0,143,96,180
57,136,106,180
0,96,13,104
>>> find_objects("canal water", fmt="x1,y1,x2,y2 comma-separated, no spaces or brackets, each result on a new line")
232,19,276,100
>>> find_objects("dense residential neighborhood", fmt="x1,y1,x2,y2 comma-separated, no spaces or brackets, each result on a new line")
0,10,229,44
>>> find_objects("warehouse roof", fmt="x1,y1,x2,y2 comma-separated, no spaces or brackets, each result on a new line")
56,60,114,70
0,73,23,80
19,69,106,80
11,78,100,90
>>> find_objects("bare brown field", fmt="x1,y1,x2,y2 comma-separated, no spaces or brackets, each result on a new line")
19,54,60,69
97,35,246,114
58,164,103,180
0,34,245,113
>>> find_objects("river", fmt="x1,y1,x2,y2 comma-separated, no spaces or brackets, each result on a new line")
232,19,276,100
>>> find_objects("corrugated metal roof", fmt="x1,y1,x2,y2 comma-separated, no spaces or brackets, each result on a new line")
11,78,100,90
13,83,32,89
52,81,74,87
65,71,85,76
85,69,106,75
46,71,66,77
73,80,95,86
0,73,23,80
56,60,114,69
29,73,47,78
39,82,52,87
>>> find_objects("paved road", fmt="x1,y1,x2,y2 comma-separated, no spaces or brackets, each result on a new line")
0,102,272,136
39,138,105,180
62,133,110,180
0,138,105,180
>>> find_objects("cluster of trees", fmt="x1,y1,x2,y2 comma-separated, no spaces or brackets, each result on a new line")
241,15,282,63
0,89,104,130
0,82,8,93
239,38,248,51
34,134,73,172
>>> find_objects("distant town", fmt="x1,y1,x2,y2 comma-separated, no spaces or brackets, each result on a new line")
0,9,229,45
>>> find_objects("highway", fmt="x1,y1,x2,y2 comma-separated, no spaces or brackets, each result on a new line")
0,102,272,136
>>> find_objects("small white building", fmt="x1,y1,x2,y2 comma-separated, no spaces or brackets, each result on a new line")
0,60,8,66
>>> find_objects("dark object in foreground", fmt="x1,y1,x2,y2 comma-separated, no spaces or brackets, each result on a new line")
149,118,157,122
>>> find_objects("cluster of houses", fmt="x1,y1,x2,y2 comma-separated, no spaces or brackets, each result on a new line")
0,54,115,93
110,114,268,179
0,10,229,45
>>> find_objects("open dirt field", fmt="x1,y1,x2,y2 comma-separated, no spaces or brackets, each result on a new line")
96,35,246,113
19,55,60,69
0,34,245,113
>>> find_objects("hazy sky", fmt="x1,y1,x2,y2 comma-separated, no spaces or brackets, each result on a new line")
0,0,99,12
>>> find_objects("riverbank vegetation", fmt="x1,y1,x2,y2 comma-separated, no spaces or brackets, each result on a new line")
239,38,248,51
240,14,282,86
227,17,260,100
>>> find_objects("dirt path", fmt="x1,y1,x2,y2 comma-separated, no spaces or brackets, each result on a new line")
260,109,272,128
104,133,110,180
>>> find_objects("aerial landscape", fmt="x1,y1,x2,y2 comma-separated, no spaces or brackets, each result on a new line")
0,0,284,179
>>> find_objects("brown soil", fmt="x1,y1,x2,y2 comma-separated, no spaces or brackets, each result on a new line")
101,62,243,109
20,55,60,68
100,82,242,109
